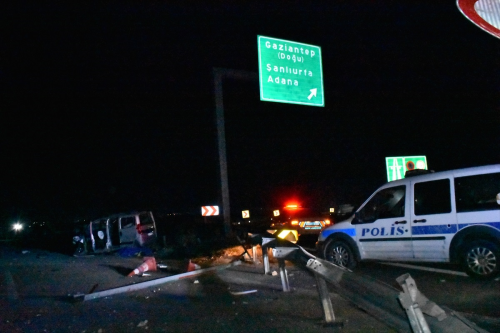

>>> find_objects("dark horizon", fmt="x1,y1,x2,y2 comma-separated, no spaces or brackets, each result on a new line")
1,1,499,224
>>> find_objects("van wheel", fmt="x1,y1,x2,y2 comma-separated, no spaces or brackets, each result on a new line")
325,240,356,269
463,240,500,279
73,243,87,256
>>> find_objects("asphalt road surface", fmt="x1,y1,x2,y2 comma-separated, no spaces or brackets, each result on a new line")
1,244,499,332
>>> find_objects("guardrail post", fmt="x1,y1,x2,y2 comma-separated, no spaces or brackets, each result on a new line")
261,237,274,275
251,236,487,333
397,274,432,333
278,259,290,292
306,258,344,327
314,273,340,326
262,246,270,274
273,247,299,292
252,245,258,262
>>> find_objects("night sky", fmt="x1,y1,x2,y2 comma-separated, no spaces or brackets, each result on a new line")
1,1,499,223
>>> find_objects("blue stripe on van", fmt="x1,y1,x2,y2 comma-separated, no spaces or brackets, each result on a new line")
413,221,500,235
321,228,356,238
458,221,500,230
412,224,458,235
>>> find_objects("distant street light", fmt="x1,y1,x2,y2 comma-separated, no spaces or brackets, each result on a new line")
12,223,23,232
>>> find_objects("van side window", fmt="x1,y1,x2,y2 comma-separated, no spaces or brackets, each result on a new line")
139,213,153,225
455,172,500,212
414,179,451,215
357,185,405,223
121,217,135,229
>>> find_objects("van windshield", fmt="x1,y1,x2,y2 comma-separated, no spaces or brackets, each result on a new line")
357,185,406,223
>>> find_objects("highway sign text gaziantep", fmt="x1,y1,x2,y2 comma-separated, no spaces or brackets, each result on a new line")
258,35,324,107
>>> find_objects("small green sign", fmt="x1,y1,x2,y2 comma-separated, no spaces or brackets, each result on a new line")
386,156,428,182
258,35,324,107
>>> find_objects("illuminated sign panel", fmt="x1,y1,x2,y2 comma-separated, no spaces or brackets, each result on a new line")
201,206,219,216
258,35,324,106
386,156,428,182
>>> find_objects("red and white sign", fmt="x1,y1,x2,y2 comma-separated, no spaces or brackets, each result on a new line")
242,210,250,218
201,206,219,216
457,0,500,39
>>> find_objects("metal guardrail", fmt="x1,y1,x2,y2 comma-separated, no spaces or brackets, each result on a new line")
72,261,242,302
244,233,489,333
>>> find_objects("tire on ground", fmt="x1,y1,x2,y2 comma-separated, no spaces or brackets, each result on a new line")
325,239,357,269
462,240,500,279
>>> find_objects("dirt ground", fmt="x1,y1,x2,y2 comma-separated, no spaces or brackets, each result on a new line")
0,244,400,333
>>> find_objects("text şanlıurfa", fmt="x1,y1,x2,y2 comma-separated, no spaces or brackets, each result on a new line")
266,65,313,86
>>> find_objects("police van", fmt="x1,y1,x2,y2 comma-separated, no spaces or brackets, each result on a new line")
316,164,500,279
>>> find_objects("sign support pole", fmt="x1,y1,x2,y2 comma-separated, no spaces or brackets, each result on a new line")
213,68,258,237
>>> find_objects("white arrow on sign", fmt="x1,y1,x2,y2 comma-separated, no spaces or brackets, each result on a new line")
307,88,317,100
201,206,219,216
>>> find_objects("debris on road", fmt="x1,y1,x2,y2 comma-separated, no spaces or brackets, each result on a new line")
76,260,242,301
88,284,99,294
128,256,157,277
118,246,154,258
187,259,201,272
230,290,257,295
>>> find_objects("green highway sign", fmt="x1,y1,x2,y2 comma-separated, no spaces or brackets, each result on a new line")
386,156,428,182
258,35,324,107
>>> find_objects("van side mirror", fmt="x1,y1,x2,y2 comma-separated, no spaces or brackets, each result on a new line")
353,210,376,224
352,212,360,225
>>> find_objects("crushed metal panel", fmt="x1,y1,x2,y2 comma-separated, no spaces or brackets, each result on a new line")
272,247,298,260
306,258,346,284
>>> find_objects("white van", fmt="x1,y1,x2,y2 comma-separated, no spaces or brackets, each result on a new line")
73,211,157,255
316,164,500,279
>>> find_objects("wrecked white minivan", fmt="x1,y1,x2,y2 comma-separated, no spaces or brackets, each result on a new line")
73,211,157,255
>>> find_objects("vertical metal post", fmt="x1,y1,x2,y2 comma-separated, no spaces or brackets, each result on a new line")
213,68,231,237
262,245,270,274
397,274,431,333
213,68,259,238
262,237,274,275
278,259,290,292
252,245,258,262
314,273,337,325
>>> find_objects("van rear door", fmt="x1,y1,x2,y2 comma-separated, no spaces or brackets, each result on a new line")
410,176,457,261
119,216,137,244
